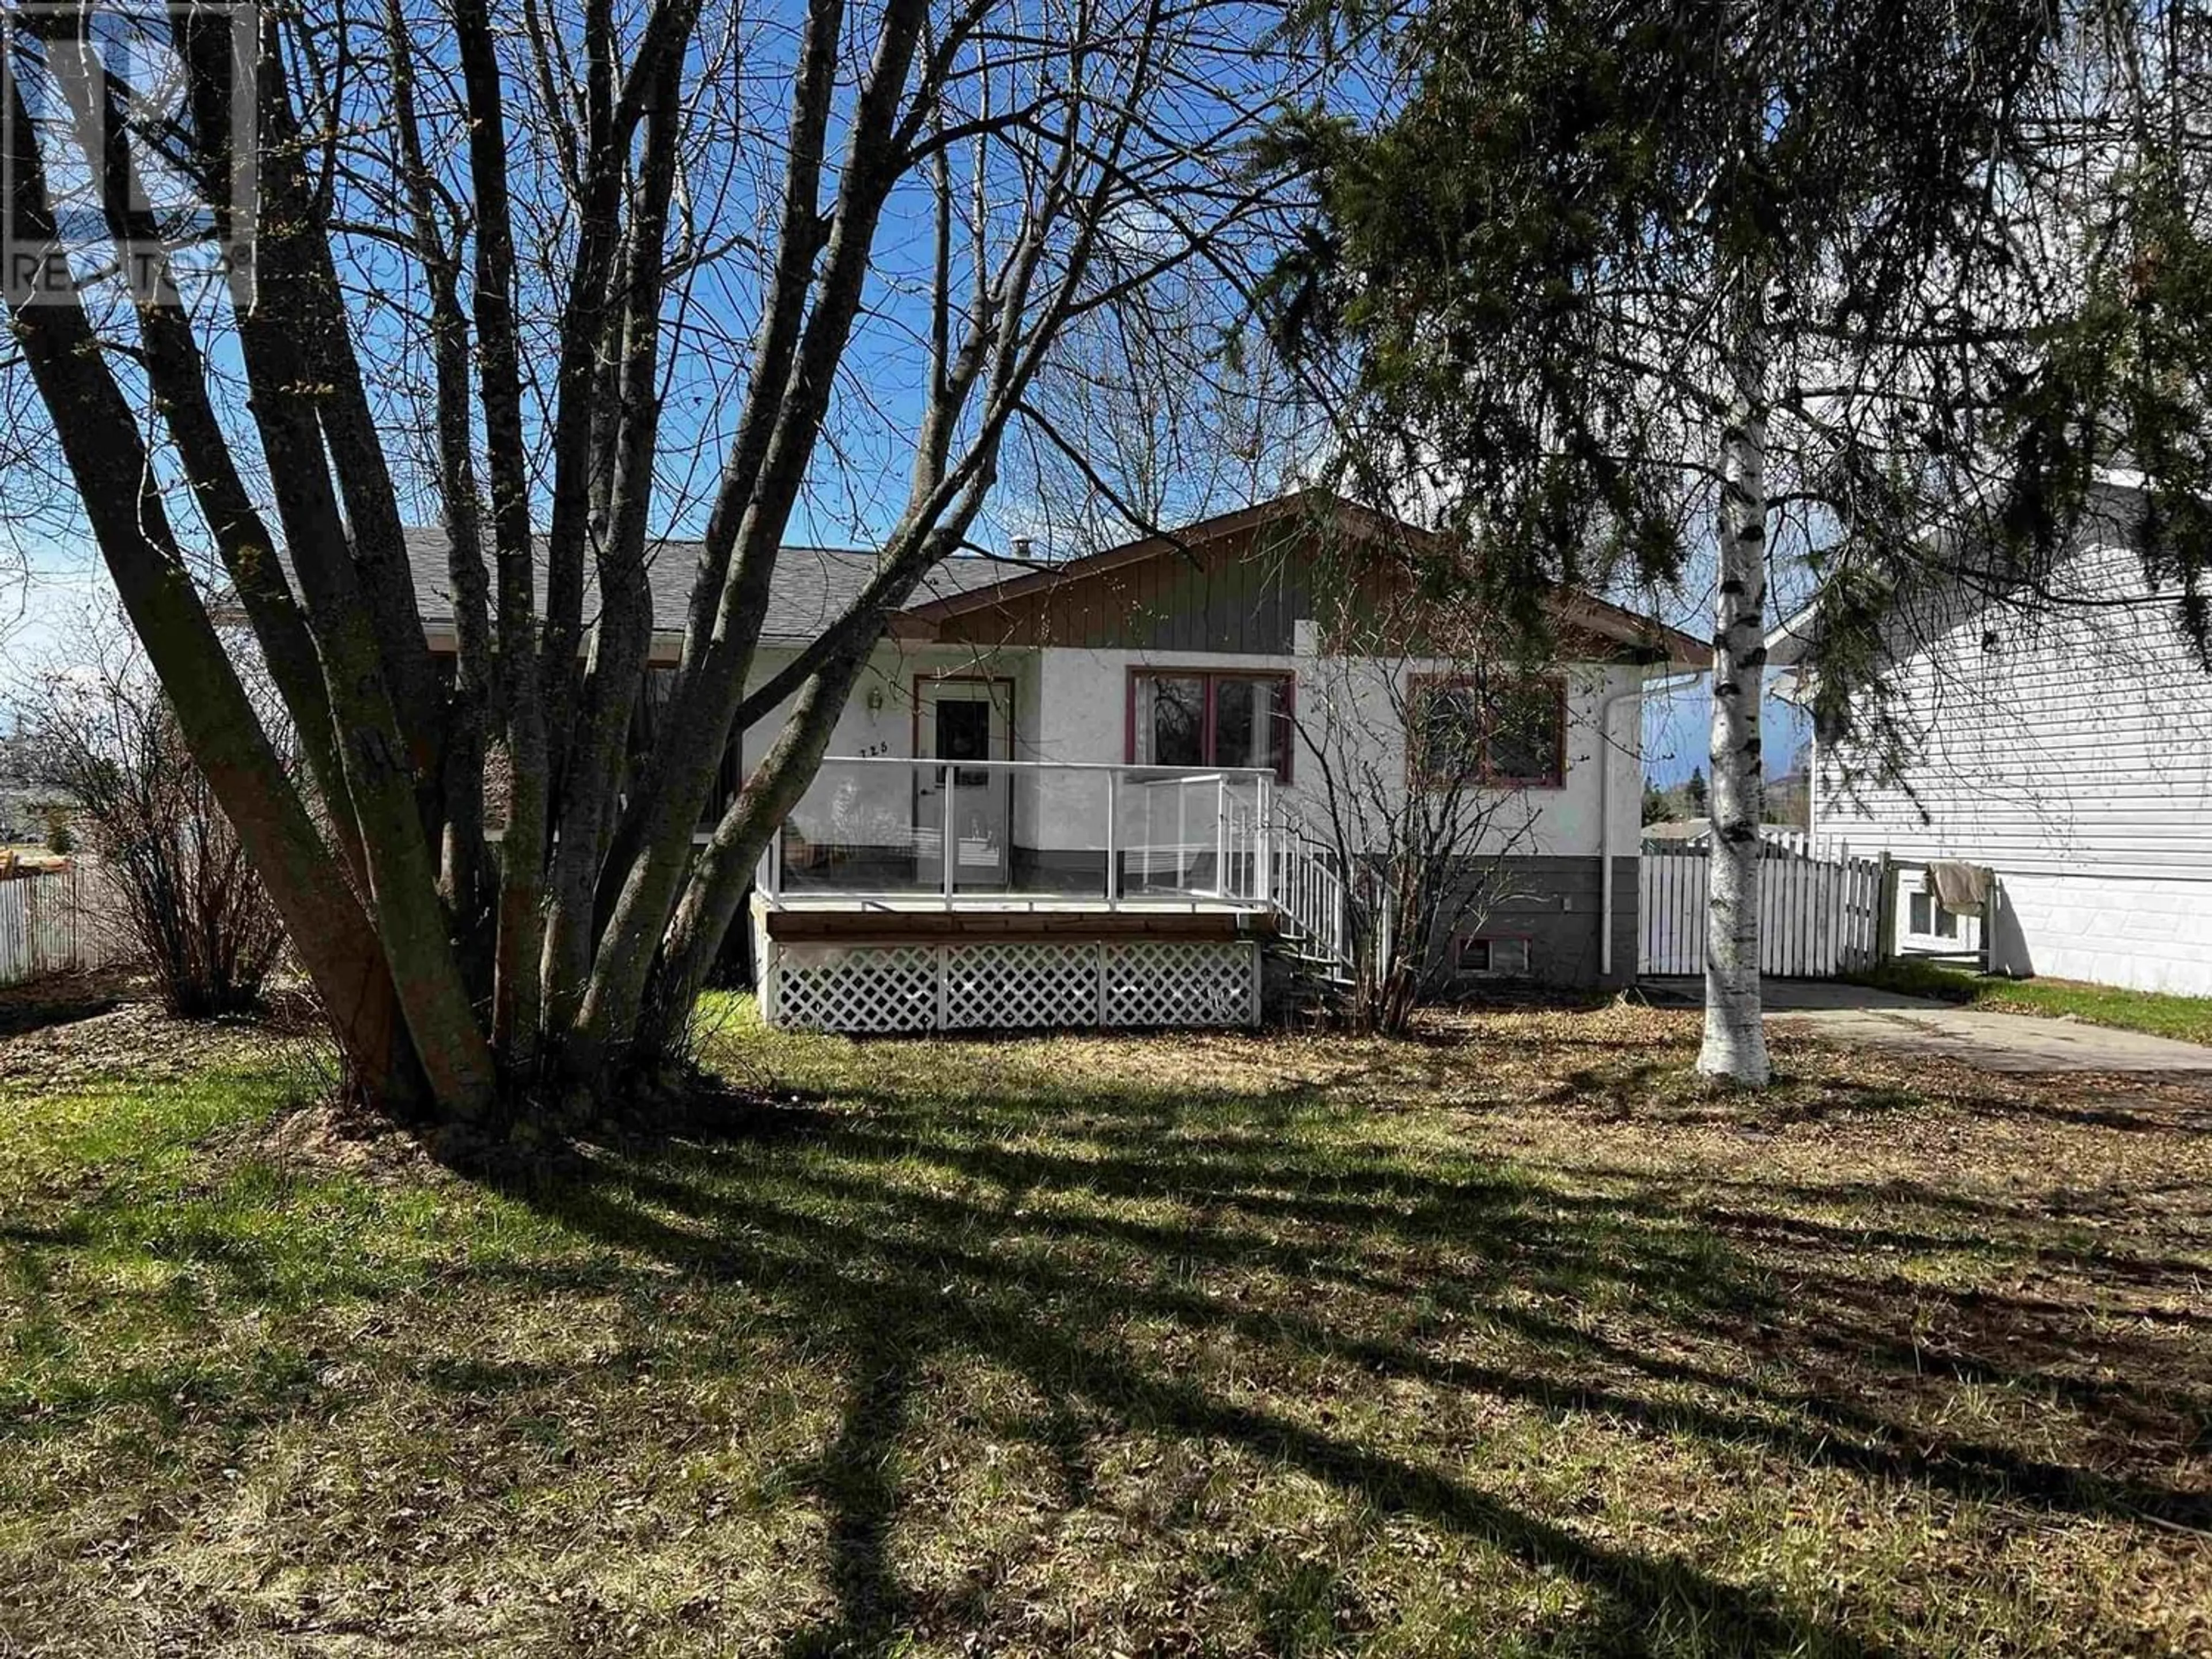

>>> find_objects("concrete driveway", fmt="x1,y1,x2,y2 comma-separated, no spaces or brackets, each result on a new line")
1639,978,2212,1074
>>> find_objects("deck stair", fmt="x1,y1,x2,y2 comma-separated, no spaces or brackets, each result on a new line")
1262,815,1354,978
1256,810,1354,1019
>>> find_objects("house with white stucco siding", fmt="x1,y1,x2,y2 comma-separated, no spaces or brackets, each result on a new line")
404,491,1705,1029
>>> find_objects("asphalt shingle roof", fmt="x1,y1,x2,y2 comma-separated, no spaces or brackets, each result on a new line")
399,528,1033,642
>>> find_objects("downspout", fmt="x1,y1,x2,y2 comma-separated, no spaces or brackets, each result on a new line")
1600,669,1702,982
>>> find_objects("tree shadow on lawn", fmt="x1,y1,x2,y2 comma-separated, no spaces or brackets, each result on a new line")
484,1070,2212,1656
12,1015,2202,1652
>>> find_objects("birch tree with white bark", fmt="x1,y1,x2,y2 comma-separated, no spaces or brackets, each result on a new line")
1263,0,2209,1084
0,0,1298,1135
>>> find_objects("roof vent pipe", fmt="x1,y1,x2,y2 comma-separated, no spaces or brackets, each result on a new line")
1011,536,1034,561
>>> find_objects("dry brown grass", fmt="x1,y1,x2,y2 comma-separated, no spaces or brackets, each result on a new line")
1,995,2207,1655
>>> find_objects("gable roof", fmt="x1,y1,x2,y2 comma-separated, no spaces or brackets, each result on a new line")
905,490,1711,668
391,491,1706,665
900,489,1407,626
400,529,1033,645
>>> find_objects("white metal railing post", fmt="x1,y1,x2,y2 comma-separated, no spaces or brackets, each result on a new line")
1176,782,1187,895
1105,770,1120,903
1215,776,1228,899
941,761,956,902
1256,775,1273,906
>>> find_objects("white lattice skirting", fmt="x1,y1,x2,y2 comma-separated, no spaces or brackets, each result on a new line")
767,939,1259,1032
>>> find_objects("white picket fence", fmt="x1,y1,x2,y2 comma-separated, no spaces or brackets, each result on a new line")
1640,841,1884,979
0,866,101,987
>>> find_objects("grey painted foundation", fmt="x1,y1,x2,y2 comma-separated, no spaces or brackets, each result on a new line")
1426,856,1639,990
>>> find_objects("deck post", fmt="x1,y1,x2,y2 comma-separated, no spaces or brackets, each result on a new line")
1105,770,1120,905
941,762,956,903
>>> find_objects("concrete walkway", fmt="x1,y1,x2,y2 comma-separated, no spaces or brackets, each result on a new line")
1638,978,2212,1073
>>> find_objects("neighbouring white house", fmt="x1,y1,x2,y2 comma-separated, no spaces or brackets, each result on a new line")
402,491,1705,1030
1767,479,2212,997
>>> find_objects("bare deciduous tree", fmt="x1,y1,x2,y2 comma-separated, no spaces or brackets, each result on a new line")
1290,582,1553,1033
0,0,1297,1132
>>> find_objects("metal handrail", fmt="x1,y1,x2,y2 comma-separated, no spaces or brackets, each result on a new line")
760,756,1357,982
811,755,1277,779
1262,802,1353,979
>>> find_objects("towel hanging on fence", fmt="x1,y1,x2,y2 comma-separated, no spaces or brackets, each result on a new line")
1925,861,1990,915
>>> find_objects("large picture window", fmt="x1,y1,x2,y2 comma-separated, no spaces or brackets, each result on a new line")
1128,670,1293,780
1408,675,1565,789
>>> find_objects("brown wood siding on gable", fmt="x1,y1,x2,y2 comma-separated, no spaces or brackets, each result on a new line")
929,524,1310,654
915,511,1694,665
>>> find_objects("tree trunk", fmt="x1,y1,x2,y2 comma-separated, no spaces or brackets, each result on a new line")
1697,286,1774,1087
1,79,438,1113
3,0,1190,1134
540,46,684,1037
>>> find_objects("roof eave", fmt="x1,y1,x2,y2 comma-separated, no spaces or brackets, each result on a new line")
1763,607,1819,666
904,488,1403,624
1548,592,1710,670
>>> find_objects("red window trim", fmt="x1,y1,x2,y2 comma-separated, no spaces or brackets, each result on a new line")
1406,673,1567,791
1124,666,1296,783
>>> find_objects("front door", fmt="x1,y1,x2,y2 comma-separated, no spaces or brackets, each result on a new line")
916,679,1012,888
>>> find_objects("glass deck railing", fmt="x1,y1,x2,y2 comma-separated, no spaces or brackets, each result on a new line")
759,756,1280,905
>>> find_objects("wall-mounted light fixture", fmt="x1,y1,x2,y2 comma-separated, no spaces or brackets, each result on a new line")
866,685,885,714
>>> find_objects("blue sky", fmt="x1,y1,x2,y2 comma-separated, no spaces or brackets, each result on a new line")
1642,685,1810,788
0,0,1813,789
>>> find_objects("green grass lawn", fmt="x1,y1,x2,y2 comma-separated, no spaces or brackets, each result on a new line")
2,991,2209,1656
1854,958,2212,1047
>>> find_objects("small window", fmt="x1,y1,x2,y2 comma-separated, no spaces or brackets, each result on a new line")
1137,673,1206,767
1415,683,1486,782
1486,682,1565,784
1410,676,1565,789
1456,935,1531,977
1907,892,1960,939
